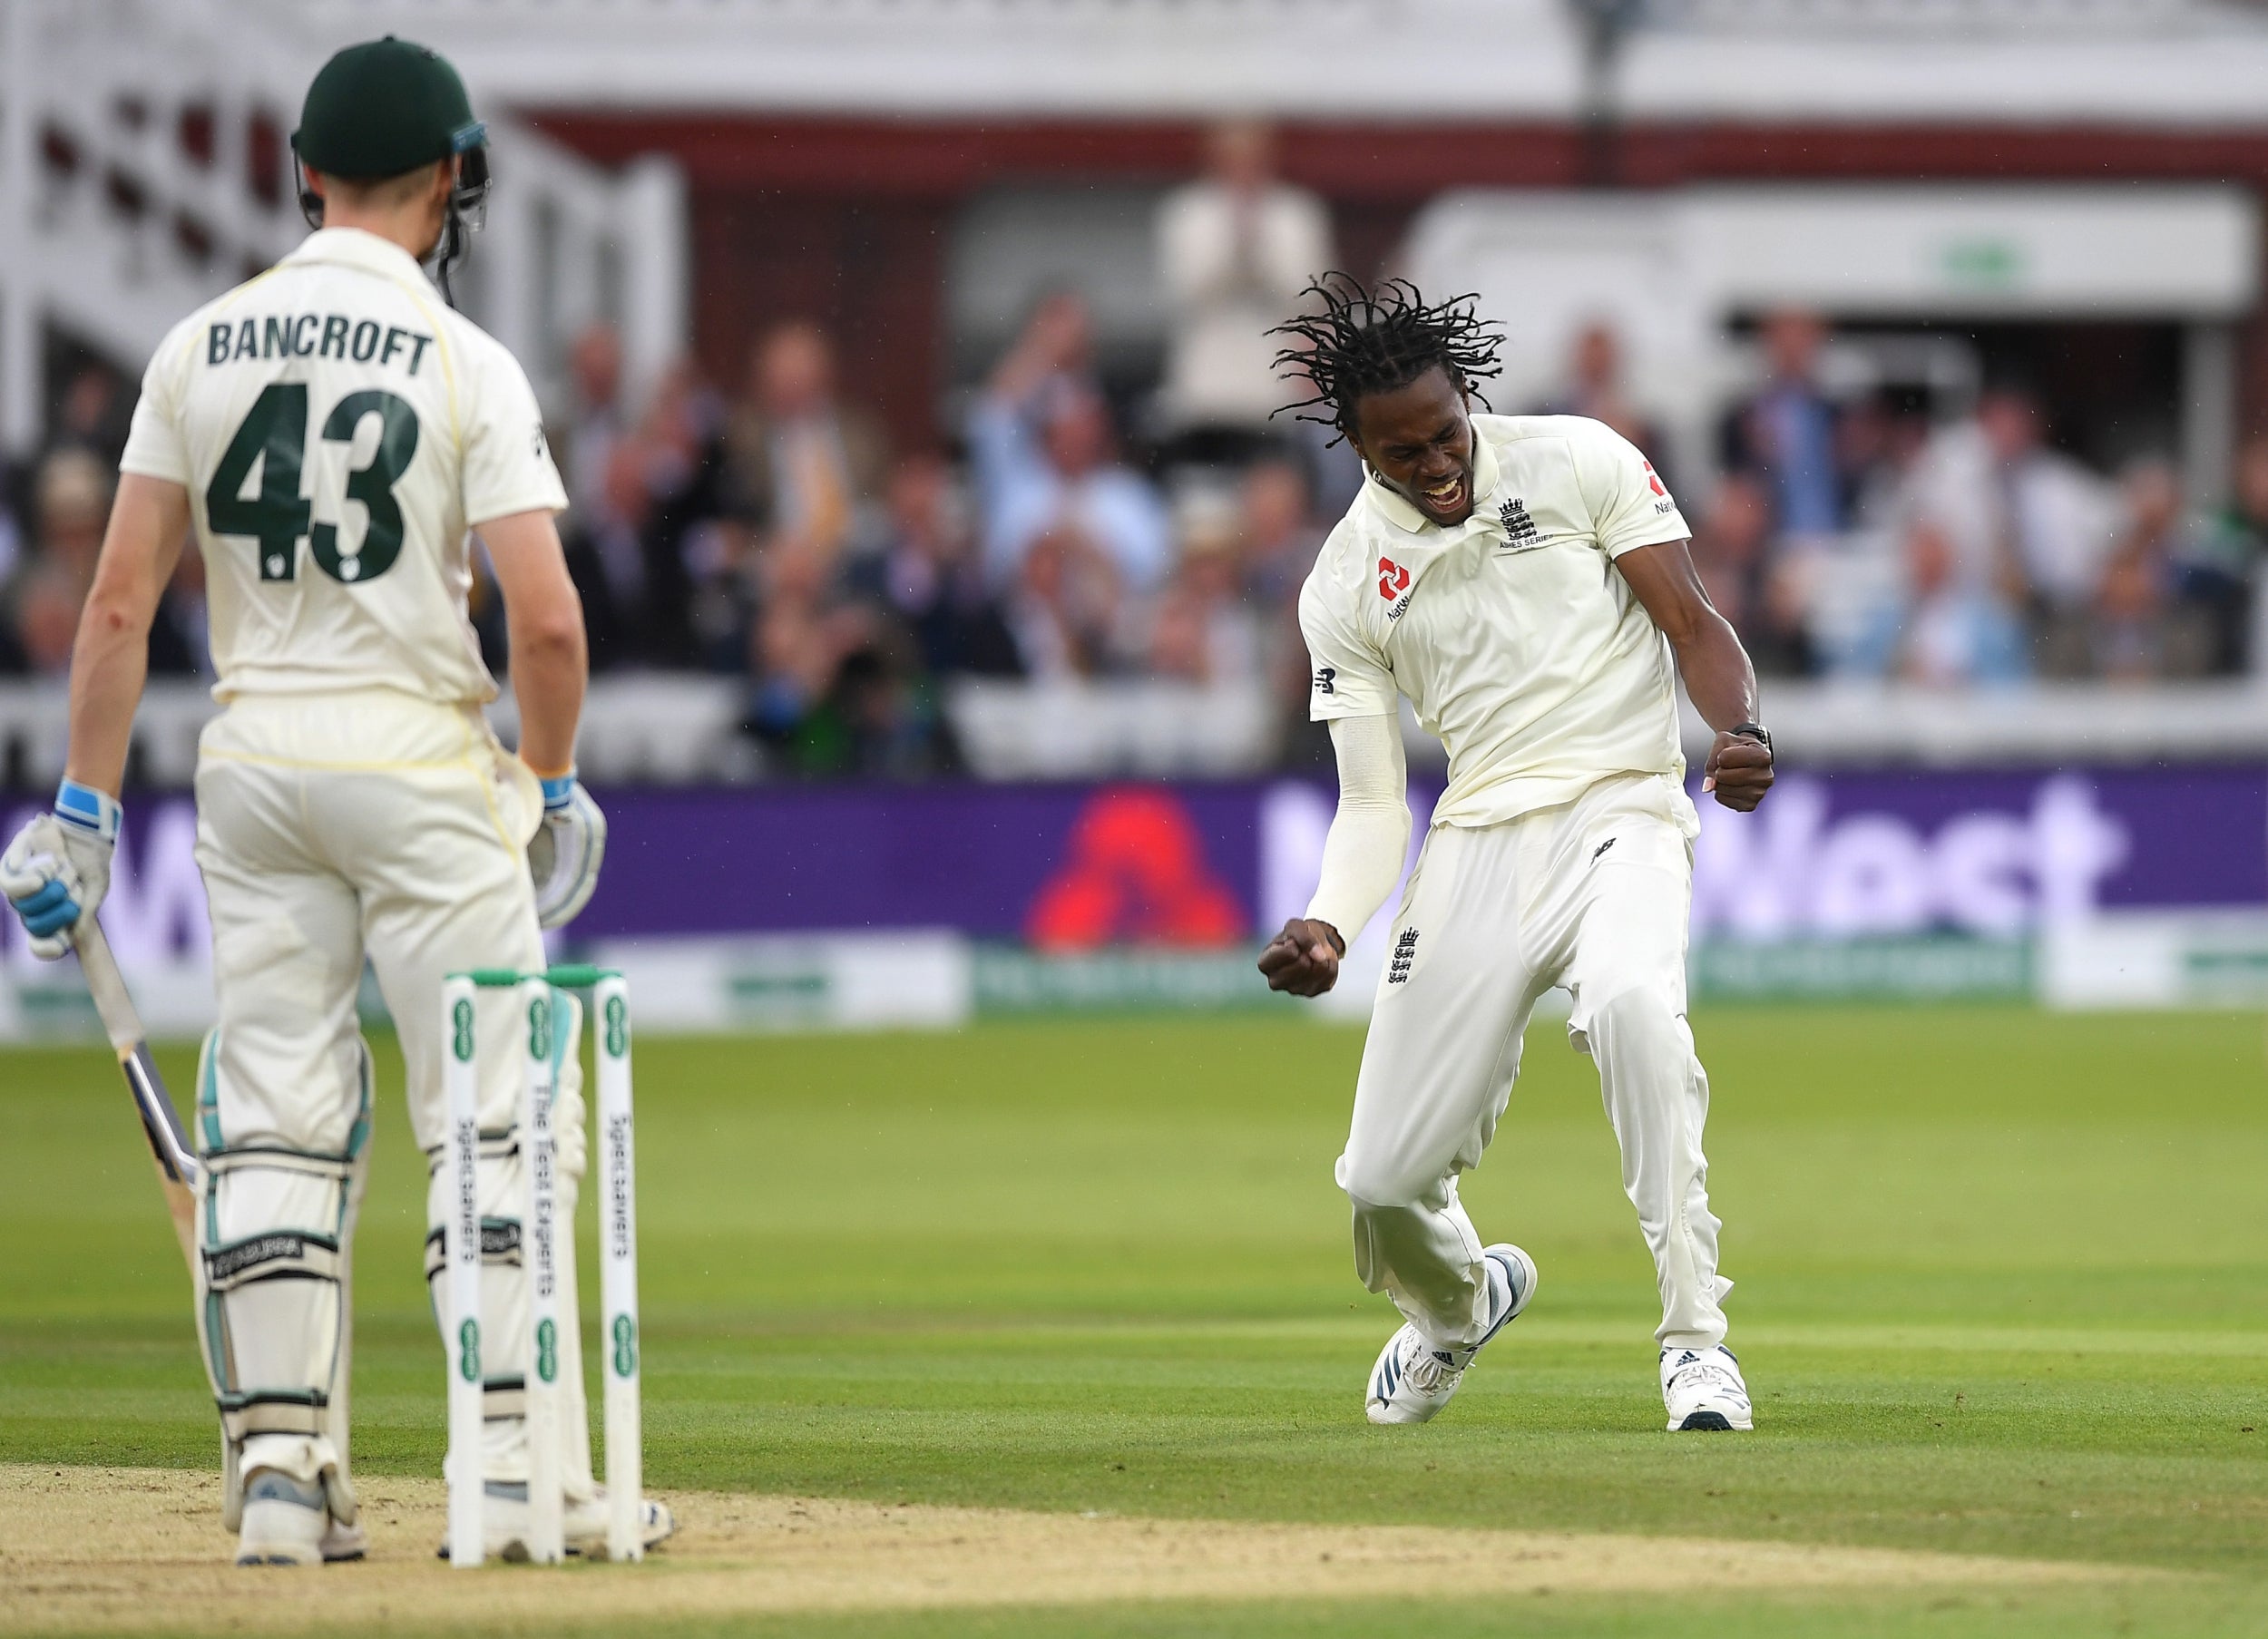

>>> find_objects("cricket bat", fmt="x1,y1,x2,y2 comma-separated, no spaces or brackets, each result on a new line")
74,917,200,1272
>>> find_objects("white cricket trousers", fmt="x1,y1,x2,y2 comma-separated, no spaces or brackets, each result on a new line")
190,689,594,1516
1336,771,1731,1355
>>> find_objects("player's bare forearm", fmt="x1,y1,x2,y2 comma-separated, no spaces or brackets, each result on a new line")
481,509,588,778
1614,539,1774,812
65,475,190,796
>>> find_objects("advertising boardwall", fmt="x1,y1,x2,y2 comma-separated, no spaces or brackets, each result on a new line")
5,766,2263,1035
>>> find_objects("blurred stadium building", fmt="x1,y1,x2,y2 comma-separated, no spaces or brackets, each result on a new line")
9,0,2268,1028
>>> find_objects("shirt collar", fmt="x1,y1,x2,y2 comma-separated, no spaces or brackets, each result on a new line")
1359,422,1503,538
280,227,434,286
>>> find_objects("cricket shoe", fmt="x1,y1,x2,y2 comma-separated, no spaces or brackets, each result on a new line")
1662,1343,1753,1431
438,1481,678,1562
1365,1243,1538,1425
235,1469,359,1566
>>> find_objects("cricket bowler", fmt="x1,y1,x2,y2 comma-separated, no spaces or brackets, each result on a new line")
1,39,670,1563
1258,278,1775,1430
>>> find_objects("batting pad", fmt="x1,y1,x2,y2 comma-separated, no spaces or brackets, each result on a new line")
192,1029,373,1531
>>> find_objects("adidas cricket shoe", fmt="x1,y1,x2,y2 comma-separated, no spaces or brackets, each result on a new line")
1365,1243,1538,1426
438,1481,678,1561
1662,1344,1753,1431
234,1469,331,1567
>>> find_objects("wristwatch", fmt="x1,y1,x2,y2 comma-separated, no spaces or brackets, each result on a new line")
1729,722,1772,754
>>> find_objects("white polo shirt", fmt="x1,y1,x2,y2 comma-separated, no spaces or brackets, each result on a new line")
120,228,568,707
1299,414,1694,828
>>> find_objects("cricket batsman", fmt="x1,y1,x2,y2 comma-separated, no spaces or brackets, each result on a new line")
1259,278,1775,1431
1,39,670,1563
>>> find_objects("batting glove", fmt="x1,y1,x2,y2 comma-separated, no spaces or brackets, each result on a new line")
0,780,123,960
525,770,607,930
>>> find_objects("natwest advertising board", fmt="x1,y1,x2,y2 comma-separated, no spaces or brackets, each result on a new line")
4,766,2263,1032
565,767,2265,946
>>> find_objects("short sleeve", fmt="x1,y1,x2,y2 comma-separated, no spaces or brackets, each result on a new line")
1572,420,1691,559
1299,570,1396,723
462,338,569,526
118,322,195,486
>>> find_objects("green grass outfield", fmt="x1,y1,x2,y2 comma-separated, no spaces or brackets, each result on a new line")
5,1006,2266,1636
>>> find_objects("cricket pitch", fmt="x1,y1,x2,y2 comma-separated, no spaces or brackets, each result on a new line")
0,1462,2155,1634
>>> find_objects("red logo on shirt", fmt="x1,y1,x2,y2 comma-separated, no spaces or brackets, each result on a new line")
1643,460,1666,497
1377,557,1411,600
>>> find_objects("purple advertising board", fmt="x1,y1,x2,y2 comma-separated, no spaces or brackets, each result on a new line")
572,766,2268,946
5,767,2263,971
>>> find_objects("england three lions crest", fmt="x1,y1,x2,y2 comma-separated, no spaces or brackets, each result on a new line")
1496,497,1543,551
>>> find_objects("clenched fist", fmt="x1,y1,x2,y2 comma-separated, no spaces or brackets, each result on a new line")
1258,917,1345,998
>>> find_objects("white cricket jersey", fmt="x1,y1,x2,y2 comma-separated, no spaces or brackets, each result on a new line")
120,228,568,707
1300,414,1694,828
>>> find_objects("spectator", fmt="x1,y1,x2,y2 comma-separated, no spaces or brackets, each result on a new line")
1691,473,1809,678
1903,385,2118,677
1836,385,1932,533
559,359,729,668
9,567,81,677
1005,525,1125,680
743,535,949,777
560,441,664,670
561,323,628,524
721,320,889,565
149,540,210,678
1545,322,1667,483
1237,458,1319,608
48,362,132,467
970,315,1172,592
2,449,110,677
1148,495,1262,685
2188,434,2268,672
1897,520,2028,687
1155,121,1332,454
858,454,1022,678
1722,308,1843,538
2099,458,2222,680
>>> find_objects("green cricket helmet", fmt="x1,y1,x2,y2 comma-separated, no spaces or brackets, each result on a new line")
290,36,491,298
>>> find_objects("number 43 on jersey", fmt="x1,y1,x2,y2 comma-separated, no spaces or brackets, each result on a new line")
206,384,419,585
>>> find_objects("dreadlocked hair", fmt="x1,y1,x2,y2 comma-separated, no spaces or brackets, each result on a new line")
1269,274,1505,445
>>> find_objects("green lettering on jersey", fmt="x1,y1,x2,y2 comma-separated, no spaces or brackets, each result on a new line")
406,334,433,376
319,316,348,359
380,327,409,367
309,390,419,585
204,383,310,580
291,314,319,356
233,319,259,362
349,320,379,363
207,324,231,366
263,317,291,360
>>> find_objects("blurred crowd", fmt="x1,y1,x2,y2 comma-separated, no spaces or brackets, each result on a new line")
5,123,2267,779
533,274,1354,778
1695,309,2267,688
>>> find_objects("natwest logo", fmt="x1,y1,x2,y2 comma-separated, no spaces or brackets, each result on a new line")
1377,556,1411,600
1643,459,1667,498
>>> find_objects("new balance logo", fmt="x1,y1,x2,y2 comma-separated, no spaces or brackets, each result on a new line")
1388,928,1419,984
1592,836,1618,863
1315,666,1336,696
1497,496,1541,550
